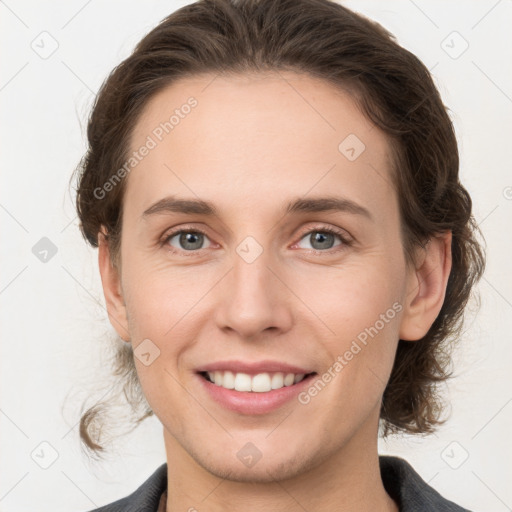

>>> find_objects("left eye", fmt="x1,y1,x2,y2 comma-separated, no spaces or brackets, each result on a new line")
296,229,344,251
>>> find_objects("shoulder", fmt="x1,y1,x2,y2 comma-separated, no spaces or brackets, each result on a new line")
379,455,472,511
85,463,168,512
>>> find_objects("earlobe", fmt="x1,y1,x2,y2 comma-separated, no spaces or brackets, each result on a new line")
399,231,452,341
97,228,130,342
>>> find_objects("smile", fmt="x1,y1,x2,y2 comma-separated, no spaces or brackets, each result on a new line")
200,370,313,392
196,371,318,415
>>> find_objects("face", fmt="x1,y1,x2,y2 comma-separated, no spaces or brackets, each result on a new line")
100,71,434,483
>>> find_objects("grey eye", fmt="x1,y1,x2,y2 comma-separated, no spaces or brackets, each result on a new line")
168,231,211,251
297,231,342,251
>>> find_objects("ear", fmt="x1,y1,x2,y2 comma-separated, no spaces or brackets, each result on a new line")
98,227,130,342
399,231,452,341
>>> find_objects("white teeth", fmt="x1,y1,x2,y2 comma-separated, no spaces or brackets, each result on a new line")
283,373,295,386
205,371,308,392
251,373,271,392
271,372,284,389
294,373,305,384
234,372,252,392
220,370,235,389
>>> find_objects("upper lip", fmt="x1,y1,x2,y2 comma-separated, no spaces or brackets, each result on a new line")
195,360,315,376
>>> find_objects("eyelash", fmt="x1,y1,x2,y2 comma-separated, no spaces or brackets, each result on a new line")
160,224,353,256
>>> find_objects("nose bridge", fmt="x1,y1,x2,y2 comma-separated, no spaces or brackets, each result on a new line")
231,234,276,311
233,235,271,297
214,233,292,338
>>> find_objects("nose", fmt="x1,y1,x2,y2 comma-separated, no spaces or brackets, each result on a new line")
213,244,293,340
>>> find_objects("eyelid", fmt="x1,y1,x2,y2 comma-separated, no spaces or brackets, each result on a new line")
293,223,353,244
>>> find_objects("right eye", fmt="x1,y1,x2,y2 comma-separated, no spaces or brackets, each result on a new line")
162,228,213,254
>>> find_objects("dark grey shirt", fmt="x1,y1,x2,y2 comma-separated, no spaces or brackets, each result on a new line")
87,455,472,511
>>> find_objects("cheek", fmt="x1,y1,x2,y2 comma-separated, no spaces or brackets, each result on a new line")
121,256,217,340
300,261,403,332
293,259,405,385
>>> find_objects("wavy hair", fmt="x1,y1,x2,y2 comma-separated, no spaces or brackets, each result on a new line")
70,0,485,459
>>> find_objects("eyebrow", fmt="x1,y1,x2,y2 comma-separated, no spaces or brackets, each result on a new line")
141,195,373,221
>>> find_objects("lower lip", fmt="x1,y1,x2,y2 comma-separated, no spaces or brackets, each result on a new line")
195,372,318,415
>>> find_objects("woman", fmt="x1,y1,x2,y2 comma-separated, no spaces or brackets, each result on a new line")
72,0,485,510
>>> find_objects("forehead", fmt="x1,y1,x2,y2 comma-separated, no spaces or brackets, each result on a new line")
124,71,394,219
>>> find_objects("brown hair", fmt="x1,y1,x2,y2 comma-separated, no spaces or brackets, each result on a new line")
71,0,485,458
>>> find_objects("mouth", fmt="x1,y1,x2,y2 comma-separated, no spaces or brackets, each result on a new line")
197,370,318,393
195,369,319,415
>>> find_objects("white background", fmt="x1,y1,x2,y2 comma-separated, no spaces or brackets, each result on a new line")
1,1,511,511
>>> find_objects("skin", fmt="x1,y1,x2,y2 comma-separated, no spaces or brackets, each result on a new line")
98,71,452,512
